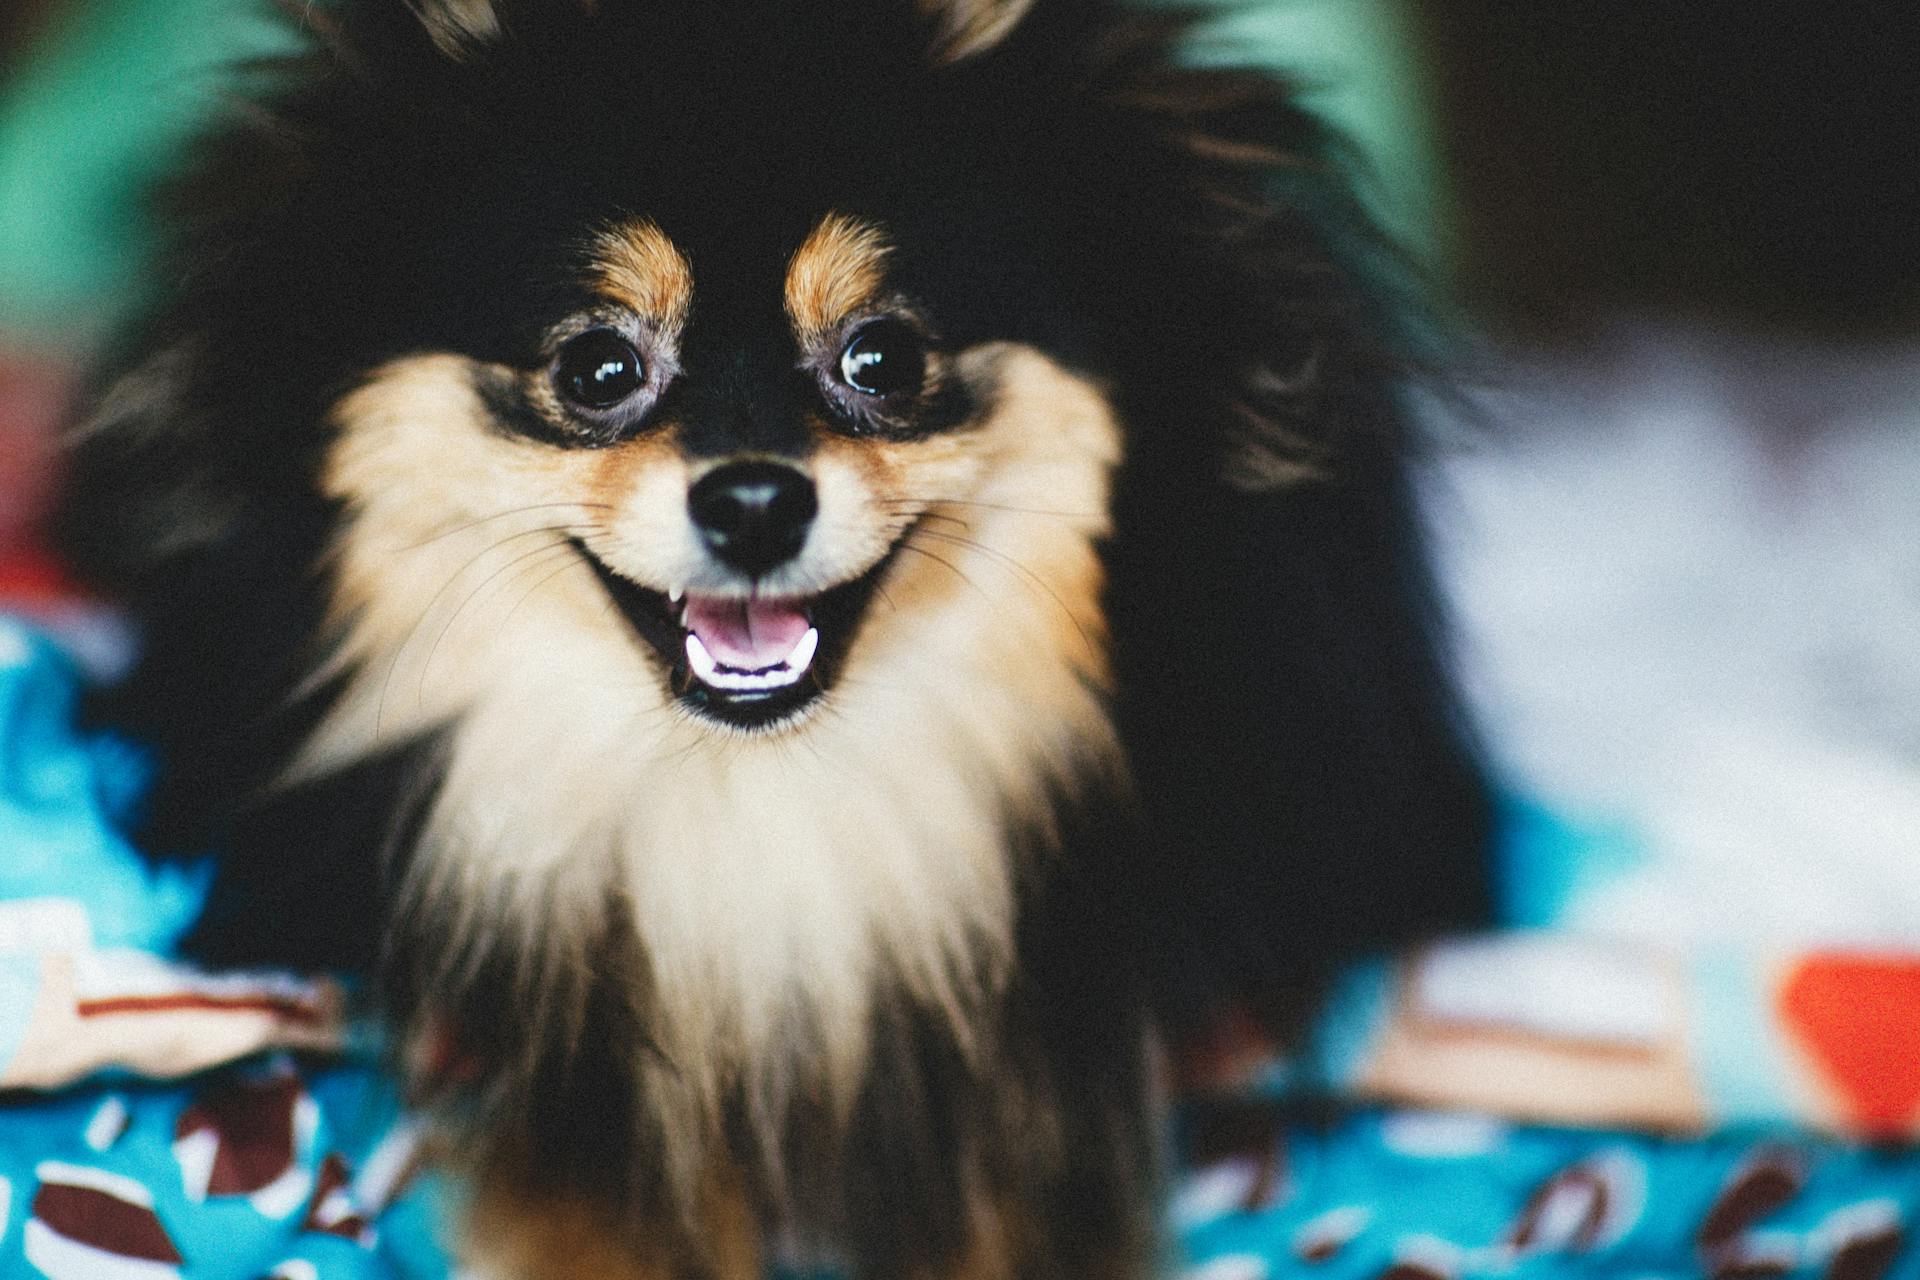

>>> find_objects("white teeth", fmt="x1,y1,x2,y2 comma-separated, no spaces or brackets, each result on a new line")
668,586,685,604
785,625,820,675
683,626,821,693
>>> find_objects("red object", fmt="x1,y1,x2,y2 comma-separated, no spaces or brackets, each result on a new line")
1778,954,1920,1137
78,993,320,1022
0,549,75,602
0,351,73,561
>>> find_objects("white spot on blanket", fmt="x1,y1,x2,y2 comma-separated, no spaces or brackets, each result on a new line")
1171,1158,1264,1229
1411,935,1673,1047
84,1096,130,1152
1379,1111,1508,1159
0,621,29,668
1183,1254,1269,1280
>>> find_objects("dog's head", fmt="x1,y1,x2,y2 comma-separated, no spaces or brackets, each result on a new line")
271,7,1161,806
318,176,1118,743
61,0,1400,968
65,0,1379,759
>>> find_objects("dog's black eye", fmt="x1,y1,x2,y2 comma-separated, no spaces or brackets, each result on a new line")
838,321,926,398
555,329,646,409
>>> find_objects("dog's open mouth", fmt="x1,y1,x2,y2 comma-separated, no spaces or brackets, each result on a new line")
679,595,820,695
569,538,896,729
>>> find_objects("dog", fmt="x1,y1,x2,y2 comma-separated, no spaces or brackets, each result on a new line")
55,0,1490,1274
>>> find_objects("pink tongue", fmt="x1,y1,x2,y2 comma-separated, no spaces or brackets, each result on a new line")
682,595,812,670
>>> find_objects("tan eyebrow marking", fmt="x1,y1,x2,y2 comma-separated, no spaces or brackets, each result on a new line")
785,213,893,342
589,220,695,342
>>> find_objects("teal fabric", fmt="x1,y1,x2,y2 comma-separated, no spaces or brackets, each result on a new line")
1181,0,1446,258
0,616,453,1279
0,0,1444,345
1,1067,456,1279
1177,1107,1916,1280
0,616,209,953
0,0,292,343
2,588,1918,1280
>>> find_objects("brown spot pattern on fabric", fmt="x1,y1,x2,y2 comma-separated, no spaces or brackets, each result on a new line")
1826,1221,1904,1280
30,1179,183,1265
1506,1162,1613,1254
1699,1148,1808,1252
302,1153,371,1243
1377,1262,1451,1280
175,1073,304,1197
1293,1210,1369,1265
1298,1238,1344,1265
1711,1257,1794,1280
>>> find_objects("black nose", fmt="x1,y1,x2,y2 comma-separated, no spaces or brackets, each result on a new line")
688,461,818,577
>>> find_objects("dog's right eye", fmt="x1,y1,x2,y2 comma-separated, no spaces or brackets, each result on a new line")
554,329,646,410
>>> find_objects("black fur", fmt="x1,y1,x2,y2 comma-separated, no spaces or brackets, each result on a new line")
56,0,1490,1270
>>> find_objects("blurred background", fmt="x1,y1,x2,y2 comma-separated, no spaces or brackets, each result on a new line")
5,0,1920,1133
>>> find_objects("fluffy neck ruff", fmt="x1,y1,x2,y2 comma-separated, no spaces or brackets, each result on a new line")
298,346,1125,1184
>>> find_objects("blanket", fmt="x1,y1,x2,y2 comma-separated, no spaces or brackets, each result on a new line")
7,606,1920,1280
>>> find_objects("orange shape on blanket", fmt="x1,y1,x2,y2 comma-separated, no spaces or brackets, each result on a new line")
1778,954,1920,1137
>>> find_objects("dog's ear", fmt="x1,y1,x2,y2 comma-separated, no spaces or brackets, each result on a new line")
403,0,505,59
916,0,1037,63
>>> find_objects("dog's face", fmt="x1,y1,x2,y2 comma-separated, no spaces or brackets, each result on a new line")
294,0,1122,765
525,214,965,729
333,212,1075,739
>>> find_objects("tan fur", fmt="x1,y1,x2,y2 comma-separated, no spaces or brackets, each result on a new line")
466,1156,760,1280
785,214,894,341
591,222,696,346
304,341,1123,1204
915,1191,1139,1280
917,0,1037,62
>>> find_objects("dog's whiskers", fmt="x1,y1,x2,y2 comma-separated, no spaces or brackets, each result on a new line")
419,540,582,699
499,546,593,631
908,527,1099,656
879,496,1095,520
894,539,990,605
376,523,602,734
395,502,618,552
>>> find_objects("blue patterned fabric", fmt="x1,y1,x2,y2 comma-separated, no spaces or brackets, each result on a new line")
4,609,1918,1280
1175,1107,1915,1280
0,615,453,1278
0,1065,454,1279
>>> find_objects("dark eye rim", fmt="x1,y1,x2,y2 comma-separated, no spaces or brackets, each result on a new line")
551,326,651,413
834,317,931,400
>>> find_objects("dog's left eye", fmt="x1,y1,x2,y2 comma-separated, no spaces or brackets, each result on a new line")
838,321,927,399
554,329,646,410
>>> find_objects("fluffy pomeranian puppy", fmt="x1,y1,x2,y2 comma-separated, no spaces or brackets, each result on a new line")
56,0,1488,1274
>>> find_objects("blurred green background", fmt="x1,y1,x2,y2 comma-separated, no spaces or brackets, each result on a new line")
0,0,293,345
0,0,1443,349
7,1,1917,351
